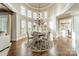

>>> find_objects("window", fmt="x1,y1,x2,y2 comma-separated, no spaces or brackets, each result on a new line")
21,19,26,35
59,18,72,32
33,12,37,19
39,12,42,18
33,23,37,32
21,5,26,16
28,22,32,36
0,15,8,33
44,11,48,19
27,10,32,17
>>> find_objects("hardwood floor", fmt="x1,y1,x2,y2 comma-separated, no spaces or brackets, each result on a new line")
7,38,49,56
7,38,32,56
7,37,77,56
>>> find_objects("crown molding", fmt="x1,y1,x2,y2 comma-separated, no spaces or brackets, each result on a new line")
26,3,54,10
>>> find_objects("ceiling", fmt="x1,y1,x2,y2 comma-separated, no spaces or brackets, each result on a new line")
57,4,79,19
26,3,53,10
27,3,51,8
0,3,13,12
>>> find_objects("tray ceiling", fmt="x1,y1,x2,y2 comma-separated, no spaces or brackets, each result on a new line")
27,3,51,8
26,3,53,10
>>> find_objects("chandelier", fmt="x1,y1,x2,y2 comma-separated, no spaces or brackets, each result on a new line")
35,3,45,26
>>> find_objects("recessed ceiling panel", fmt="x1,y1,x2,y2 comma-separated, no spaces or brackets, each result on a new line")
27,3,52,8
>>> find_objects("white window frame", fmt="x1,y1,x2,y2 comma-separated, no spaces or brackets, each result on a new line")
44,11,48,19
21,5,26,16
27,10,32,18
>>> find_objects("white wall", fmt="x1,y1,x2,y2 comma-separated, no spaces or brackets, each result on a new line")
4,3,28,41
73,15,79,50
